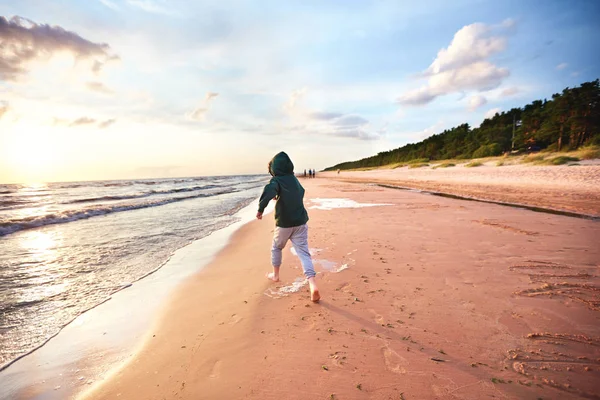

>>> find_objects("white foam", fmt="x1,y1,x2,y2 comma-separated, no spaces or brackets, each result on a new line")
336,263,349,272
309,198,392,210
265,277,308,298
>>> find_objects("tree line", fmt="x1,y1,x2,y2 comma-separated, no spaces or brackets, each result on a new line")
325,79,600,171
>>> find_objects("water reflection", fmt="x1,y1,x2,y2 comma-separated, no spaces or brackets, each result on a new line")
19,230,60,260
16,229,69,302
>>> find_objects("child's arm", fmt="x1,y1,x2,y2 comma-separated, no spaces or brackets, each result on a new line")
257,179,279,217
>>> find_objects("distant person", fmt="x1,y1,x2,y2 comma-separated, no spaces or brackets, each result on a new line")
304,169,307,178
308,169,312,178
312,169,316,178
337,169,340,175
256,152,320,302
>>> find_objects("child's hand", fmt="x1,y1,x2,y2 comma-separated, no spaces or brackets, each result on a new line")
256,212,263,220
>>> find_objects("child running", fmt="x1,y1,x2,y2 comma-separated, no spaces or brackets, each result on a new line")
256,151,320,302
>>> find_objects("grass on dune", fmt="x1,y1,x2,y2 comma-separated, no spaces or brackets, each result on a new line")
409,163,430,169
432,162,456,169
342,145,598,172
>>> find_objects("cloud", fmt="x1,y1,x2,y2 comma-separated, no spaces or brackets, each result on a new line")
500,87,520,97
331,127,380,141
334,115,369,127
126,0,175,15
501,18,517,29
468,95,487,111
425,23,506,75
0,101,8,119
484,107,501,120
0,16,118,81
412,122,445,142
398,22,510,106
189,92,219,121
556,63,568,70
99,0,120,11
98,118,116,128
309,111,344,120
69,117,96,126
281,89,379,141
284,88,308,111
86,81,114,94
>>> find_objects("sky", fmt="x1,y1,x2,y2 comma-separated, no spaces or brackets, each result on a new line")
0,0,599,183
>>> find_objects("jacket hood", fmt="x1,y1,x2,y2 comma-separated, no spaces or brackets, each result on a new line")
269,152,294,176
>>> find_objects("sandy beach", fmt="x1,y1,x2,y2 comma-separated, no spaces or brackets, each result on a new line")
78,166,600,400
323,163,600,218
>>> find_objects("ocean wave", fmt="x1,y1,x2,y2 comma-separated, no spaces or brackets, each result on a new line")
60,184,223,205
0,189,236,237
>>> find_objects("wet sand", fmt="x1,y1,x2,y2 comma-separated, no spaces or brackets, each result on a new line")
83,178,600,400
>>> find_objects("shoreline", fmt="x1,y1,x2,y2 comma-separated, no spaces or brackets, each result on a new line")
0,199,273,400
83,177,599,400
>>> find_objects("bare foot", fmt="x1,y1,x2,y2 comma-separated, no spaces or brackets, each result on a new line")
310,288,320,303
308,277,320,302
266,272,280,282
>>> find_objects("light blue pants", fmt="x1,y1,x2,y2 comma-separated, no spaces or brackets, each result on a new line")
271,224,316,278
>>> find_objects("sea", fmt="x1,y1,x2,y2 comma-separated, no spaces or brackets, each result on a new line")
0,175,267,372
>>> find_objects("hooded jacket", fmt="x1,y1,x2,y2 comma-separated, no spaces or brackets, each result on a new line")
258,152,309,228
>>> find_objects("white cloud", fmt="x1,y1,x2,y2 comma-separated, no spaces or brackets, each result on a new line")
189,92,219,121
334,115,369,127
126,0,177,15
500,87,520,97
398,22,510,106
468,94,487,111
484,107,501,120
284,88,308,113
281,89,380,141
556,63,568,70
425,23,506,75
86,81,114,95
69,117,96,126
501,18,517,29
413,122,445,141
98,118,116,128
99,0,120,11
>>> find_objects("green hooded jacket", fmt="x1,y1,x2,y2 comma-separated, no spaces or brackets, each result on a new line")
258,152,309,228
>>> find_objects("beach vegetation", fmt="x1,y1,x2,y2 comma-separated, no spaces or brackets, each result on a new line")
576,145,600,160
496,161,504,166
325,79,600,171
550,156,580,165
433,162,456,169
465,161,483,167
409,163,429,168
523,154,545,163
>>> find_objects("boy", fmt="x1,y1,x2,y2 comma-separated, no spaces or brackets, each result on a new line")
256,151,320,302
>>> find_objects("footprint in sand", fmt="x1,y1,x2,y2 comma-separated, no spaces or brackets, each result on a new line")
369,309,386,325
208,360,222,379
229,314,243,325
382,346,409,374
